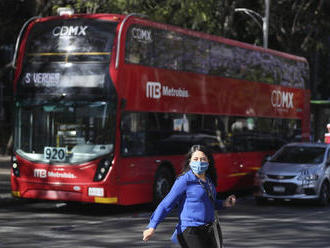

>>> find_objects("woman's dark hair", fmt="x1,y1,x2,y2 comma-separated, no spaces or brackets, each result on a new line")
182,145,218,186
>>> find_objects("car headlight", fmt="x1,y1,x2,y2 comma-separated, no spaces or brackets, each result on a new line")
305,174,319,180
298,169,318,183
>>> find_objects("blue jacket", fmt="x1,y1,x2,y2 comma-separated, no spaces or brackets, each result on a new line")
147,170,223,243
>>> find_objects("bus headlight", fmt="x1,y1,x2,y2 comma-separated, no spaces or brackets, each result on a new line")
12,156,20,177
94,158,112,182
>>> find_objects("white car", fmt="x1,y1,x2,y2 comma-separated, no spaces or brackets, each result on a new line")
254,143,330,206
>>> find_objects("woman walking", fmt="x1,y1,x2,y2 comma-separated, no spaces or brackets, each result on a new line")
143,145,236,248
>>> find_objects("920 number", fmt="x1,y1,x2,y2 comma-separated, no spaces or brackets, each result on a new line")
44,147,66,161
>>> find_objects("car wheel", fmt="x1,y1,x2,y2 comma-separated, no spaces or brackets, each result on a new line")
255,196,268,206
318,182,329,207
153,167,174,207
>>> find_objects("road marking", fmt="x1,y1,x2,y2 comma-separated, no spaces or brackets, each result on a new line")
0,193,12,199
0,169,10,175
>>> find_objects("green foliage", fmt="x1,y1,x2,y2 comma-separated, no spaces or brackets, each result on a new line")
2,0,328,56
0,0,37,45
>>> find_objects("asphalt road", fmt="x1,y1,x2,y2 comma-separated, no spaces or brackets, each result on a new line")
1,195,330,248
1,156,330,248
0,156,12,202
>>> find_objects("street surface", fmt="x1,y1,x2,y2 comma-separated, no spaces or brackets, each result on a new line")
1,156,330,248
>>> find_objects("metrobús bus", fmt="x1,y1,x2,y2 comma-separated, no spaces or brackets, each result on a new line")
11,13,310,205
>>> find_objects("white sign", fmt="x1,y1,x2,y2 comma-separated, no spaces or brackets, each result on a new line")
23,73,104,88
52,25,88,37
146,81,161,99
271,90,294,109
132,28,152,43
88,187,104,197
273,186,285,193
146,81,189,99
34,169,47,178
44,147,66,161
24,73,60,87
33,168,77,179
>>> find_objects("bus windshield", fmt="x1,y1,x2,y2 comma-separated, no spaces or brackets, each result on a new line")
14,100,116,164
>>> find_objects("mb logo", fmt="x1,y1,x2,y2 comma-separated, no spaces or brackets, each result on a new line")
146,82,161,99
34,169,47,178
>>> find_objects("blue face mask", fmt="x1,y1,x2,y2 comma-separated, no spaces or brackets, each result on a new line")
189,161,209,175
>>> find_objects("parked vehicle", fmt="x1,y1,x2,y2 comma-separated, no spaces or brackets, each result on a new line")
254,143,330,206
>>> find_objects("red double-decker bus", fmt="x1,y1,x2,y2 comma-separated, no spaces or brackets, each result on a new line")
11,12,310,205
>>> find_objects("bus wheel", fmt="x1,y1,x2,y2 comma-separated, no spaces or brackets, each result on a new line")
153,167,174,207
318,182,329,207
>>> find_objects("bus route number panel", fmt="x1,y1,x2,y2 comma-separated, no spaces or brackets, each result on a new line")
44,147,67,162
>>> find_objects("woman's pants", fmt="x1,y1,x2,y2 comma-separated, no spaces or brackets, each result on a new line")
177,224,219,248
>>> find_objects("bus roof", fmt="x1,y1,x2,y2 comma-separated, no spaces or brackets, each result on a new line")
33,13,306,63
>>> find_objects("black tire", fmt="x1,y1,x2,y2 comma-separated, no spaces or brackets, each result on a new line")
318,182,329,207
255,196,268,206
152,167,174,207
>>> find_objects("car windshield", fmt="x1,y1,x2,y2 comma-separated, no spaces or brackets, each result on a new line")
270,146,326,164
14,99,116,164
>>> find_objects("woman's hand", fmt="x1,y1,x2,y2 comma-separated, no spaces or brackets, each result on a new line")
143,227,155,241
223,194,236,208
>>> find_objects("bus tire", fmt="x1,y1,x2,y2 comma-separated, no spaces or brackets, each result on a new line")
318,181,329,207
153,167,174,207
